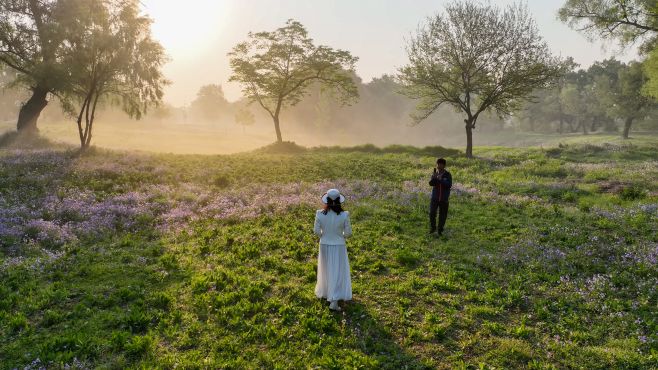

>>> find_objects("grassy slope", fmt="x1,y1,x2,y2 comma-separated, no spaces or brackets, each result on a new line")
0,135,657,369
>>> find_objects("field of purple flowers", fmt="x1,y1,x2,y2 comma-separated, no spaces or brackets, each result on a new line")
0,139,656,369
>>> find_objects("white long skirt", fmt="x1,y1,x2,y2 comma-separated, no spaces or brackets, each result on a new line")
315,243,352,302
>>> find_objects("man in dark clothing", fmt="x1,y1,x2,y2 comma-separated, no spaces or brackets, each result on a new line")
429,158,452,235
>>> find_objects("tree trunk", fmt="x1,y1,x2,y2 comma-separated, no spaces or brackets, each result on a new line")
623,117,633,139
581,119,588,135
77,93,92,150
465,120,474,158
17,87,49,133
273,115,283,142
566,117,576,132
557,97,564,134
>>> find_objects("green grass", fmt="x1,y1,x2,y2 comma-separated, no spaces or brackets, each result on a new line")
0,135,657,369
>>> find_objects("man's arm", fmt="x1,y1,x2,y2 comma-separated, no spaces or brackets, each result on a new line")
429,172,438,186
440,172,452,189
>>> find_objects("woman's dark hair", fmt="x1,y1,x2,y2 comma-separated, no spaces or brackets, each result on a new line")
437,158,447,165
322,197,344,215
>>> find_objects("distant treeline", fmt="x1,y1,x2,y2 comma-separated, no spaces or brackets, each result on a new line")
518,58,658,137
3,65,656,145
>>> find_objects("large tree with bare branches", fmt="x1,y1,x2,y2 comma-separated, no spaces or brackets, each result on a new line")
399,0,560,158
228,19,359,143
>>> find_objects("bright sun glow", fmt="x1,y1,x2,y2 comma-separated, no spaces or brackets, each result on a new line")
142,0,232,59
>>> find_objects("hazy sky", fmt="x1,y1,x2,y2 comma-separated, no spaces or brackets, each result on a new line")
141,0,639,106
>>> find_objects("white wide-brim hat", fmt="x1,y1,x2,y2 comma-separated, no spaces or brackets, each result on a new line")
321,188,345,204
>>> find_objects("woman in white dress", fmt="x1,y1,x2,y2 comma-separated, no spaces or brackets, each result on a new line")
314,188,353,311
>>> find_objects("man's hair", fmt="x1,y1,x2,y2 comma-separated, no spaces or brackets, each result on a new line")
437,158,447,165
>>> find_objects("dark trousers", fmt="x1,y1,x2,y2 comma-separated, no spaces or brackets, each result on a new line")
429,199,449,233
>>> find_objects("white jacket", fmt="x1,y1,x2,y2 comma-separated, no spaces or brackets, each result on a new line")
314,209,352,245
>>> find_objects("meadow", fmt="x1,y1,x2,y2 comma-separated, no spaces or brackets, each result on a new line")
0,133,656,369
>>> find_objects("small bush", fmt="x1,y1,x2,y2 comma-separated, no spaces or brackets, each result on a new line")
212,173,232,188
620,185,646,201
9,313,29,333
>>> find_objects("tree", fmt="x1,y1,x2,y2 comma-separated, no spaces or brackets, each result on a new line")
603,61,655,138
517,58,581,133
516,88,560,132
558,1,658,103
556,57,581,133
558,0,658,51
228,19,359,142
0,0,68,133
58,0,168,149
642,46,658,96
561,82,597,134
581,60,618,133
234,107,255,133
190,84,230,123
399,1,559,157
150,103,174,122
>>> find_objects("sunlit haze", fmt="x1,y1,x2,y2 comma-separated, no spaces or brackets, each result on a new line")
142,0,639,106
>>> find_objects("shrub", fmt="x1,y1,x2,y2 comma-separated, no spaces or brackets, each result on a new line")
620,185,646,201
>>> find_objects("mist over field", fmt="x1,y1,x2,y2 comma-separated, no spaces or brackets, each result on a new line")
2,78,656,154
1,0,657,369
0,83,509,153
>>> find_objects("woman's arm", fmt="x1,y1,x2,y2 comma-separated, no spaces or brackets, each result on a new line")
343,212,353,238
313,211,322,237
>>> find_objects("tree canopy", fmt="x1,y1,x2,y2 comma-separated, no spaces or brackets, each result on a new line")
558,0,658,51
190,84,231,123
58,0,168,149
228,19,359,142
399,0,560,157
0,0,68,132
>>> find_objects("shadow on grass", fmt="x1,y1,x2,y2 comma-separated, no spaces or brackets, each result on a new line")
0,130,69,150
325,298,433,369
313,144,461,158
545,142,658,162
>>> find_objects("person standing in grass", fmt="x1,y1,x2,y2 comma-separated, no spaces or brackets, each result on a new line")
429,158,452,236
314,188,353,311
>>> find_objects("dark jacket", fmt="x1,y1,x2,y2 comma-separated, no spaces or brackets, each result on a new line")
429,170,452,202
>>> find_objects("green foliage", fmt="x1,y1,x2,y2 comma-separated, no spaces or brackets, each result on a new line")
558,0,658,50
519,58,657,137
558,0,658,129
0,0,69,95
620,185,646,200
642,47,658,98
